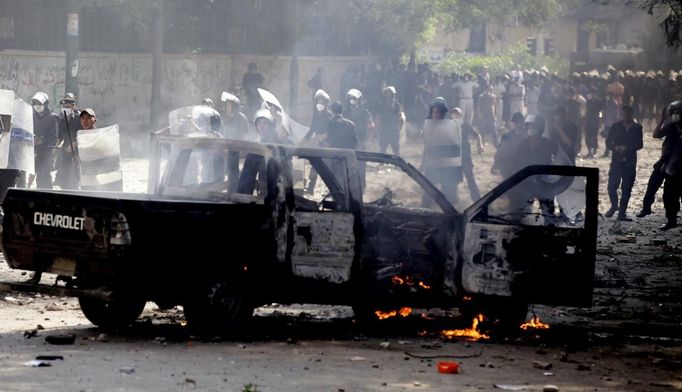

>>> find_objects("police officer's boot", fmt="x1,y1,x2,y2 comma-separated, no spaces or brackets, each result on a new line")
659,219,678,231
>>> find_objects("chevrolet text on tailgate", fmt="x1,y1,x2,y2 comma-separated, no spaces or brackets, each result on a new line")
0,129,598,335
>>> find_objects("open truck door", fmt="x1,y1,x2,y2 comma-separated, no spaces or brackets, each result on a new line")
462,165,598,307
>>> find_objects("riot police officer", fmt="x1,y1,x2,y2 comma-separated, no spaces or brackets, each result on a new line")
55,93,81,190
31,92,58,189
658,101,682,230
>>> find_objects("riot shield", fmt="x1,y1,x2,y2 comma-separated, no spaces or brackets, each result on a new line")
168,105,221,137
0,89,14,133
0,99,35,175
422,119,462,168
0,90,14,170
77,124,122,188
257,88,308,143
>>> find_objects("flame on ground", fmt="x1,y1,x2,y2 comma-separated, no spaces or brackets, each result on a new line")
520,315,550,330
390,275,431,290
374,307,413,320
441,314,490,340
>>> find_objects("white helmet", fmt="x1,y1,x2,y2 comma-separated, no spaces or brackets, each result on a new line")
254,108,274,124
314,89,330,102
32,92,48,105
220,91,240,106
346,89,362,100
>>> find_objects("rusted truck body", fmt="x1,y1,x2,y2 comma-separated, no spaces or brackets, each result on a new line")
0,131,598,333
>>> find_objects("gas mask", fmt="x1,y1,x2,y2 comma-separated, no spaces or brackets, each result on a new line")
671,113,680,123
62,108,72,117
316,103,326,112
349,99,359,106
33,104,45,114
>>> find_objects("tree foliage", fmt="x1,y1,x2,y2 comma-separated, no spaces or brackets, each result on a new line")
626,0,682,46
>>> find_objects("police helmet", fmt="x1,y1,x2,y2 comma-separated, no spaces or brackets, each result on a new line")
221,91,241,106
346,89,362,100
384,86,397,96
254,108,274,124
429,98,448,115
60,92,76,105
32,92,49,105
314,89,330,102
668,100,682,115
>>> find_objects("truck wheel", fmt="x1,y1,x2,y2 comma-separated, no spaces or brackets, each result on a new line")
459,295,528,333
78,293,146,330
183,280,253,337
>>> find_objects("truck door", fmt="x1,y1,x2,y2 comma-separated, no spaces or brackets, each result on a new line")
289,155,355,284
462,165,598,306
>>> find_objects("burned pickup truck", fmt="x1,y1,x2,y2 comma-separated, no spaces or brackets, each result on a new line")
0,130,598,333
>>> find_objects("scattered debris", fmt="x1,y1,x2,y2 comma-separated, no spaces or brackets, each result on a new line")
36,325,45,330
44,303,63,311
36,355,63,361
404,350,484,360
615,235,636,243
23,329,38,339
4,296,18,303
576,363,592,371
542,385,559,392
437,361,459,374
24,360,51,368
543,372,554,377
96,333,109,342
185,378,197,388
119,366,135,374
45,334,75,345
379,341,390,349
650,239,667,246
494,384,528,391
349,356,366,362
533,360,553,370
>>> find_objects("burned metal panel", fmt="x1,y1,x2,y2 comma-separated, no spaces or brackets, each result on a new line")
291,212,355,283
461,224,522,297
462,222,594,306
360,206,452,293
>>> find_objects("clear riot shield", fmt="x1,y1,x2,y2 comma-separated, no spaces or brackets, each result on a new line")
0,90,15,170
257,88,308,143
492,146,586,226
77,124,122,188
168,105,220,137
2,99,35,175
422,119,462,168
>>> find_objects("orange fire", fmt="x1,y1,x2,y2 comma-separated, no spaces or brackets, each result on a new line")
441,314,490,340
520,315,550,330
374,307,413,320
391,275,431,290
418,281,431,289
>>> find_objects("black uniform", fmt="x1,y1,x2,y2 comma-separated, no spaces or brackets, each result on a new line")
376,98,403,155
223,111,250,140
605,120,643,218
55,109,81,190
659,122,682,226
33,109,59,189
326,114,358,182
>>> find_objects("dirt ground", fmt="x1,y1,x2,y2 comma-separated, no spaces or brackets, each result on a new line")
0,130,680,391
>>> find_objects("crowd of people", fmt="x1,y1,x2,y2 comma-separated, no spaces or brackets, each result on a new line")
18,60,682,230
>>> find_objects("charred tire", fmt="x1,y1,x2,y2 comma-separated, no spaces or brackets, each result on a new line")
78,293,146,330
459,295,528,333
183,280,253,337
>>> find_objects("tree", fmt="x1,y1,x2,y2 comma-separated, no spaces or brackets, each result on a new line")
629,0,682,46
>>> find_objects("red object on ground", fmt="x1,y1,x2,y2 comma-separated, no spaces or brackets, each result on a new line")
437,361,460,374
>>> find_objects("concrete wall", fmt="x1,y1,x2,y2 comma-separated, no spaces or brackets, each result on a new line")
0,50,370,135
